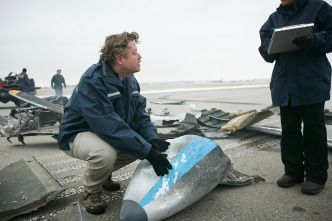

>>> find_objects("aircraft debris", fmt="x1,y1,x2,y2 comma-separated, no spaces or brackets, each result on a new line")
158,113,200,138
150,100,186,105
0,157,62,221
219,110,257,134
119,135,231,221
0,91,67,144
219,166,254,186
197,108,237,128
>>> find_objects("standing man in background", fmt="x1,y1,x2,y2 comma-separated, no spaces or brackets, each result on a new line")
259,0,332,195
51,69,66,96
18,68,30,93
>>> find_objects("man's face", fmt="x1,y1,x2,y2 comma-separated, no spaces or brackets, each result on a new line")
57,70,61,75
119,41,141,77
280,0,293,6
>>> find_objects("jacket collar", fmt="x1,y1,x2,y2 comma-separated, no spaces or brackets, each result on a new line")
98,55,124,87
277,0,310,15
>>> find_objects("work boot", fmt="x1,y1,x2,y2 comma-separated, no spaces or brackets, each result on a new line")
277,175,304,188
102,176,121,191
301,181,325,195
83,191,106,215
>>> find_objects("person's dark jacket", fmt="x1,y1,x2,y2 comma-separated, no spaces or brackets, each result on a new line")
259,0,332,107
58,55,157,160
51,74,66,89
18,71,30,93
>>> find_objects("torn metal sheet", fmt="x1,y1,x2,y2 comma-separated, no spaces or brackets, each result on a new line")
0,95,67,143
160,119,181,127
150,114,184,128
51,201,86,221
0,157,62,221
219,166,254,186
150,100,186,105
9,90,64,114
246,125,282,136
158,113,201,138
197,108,237,128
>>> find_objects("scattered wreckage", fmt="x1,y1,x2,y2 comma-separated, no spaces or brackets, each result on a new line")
0,90,67,144
0,157,62,221
1,92,332,220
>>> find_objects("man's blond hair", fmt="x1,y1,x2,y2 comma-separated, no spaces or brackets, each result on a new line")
100,32,139,66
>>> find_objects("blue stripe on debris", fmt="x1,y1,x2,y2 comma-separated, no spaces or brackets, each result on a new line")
139,136,217,207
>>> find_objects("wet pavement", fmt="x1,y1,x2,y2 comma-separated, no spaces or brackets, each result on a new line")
1,85,331,221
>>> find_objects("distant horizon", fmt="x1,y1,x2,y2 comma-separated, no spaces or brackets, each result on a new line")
38,78,270,89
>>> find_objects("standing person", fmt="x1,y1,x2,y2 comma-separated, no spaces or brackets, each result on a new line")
51,69,66,96
18,68,30,93
259,0,332,195
58,32,172,215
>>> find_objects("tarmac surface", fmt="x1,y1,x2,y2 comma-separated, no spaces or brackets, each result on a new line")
0,84,332,221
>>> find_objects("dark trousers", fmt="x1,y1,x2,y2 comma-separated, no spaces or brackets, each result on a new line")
280,102,328,185
54,86,63,97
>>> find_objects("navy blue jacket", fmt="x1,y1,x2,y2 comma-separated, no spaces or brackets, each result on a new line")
259,0,332,107
18,71,30,93
51,74,66,88
58,56,157,160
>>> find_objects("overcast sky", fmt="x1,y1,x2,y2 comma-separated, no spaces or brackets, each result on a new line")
1,0,332,87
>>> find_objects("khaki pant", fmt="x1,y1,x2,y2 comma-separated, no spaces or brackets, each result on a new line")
63,131,137,193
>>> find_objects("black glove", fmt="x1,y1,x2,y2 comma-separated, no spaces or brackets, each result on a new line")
148,138,170,152
146,148,172,176
292,35,313,49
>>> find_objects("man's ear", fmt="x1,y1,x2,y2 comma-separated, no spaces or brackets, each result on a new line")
115,55,123,65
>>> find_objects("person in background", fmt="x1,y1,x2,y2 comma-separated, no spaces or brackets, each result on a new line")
58,32,172,215
51,69,66,96
18,68,30,93
259,0,332,195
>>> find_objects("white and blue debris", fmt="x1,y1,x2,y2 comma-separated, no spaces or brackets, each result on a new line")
119,135,231,221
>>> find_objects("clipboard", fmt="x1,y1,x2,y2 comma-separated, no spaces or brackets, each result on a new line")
268,23,314,54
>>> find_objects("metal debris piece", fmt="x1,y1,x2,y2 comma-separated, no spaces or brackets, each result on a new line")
9,90,64,114
252,175,266,183
245,109,274,127
0,157,62,221
220,166,254,186
197,108,236,128
200,128,232,139
219,110,257,134
246,125,282,137
120,135,231,221
150,100,186,105
150,114,184,128
162,108,170,116
158,113,200,138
